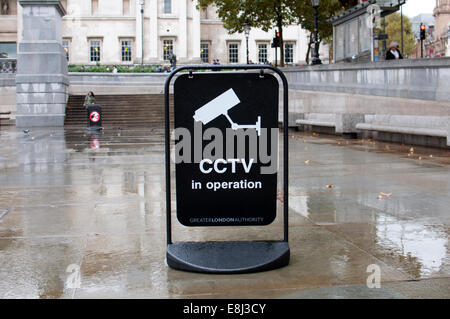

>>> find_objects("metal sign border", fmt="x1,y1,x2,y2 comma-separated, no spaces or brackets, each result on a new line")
164,65,289,273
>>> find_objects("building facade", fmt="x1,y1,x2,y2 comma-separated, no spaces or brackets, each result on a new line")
0,0,18,59
412,1,450,59
428,0,450,57
1,0,328,66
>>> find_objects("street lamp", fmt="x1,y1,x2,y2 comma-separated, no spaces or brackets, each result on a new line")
140,0,145,68
243,20,251,64
311,0,322,65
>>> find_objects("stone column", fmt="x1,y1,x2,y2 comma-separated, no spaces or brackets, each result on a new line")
16,0,68,127
191,0,201,63
135,0,143,64
178,0,187,61
149,0,158,62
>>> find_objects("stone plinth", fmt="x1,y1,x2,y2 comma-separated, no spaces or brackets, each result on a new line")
15,0,68,127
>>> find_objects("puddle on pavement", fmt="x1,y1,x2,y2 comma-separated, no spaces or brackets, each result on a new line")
287,131,449,279
0,126,449,297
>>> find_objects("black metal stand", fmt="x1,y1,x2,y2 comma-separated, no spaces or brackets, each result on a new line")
167,241,290,274
164,65,290,274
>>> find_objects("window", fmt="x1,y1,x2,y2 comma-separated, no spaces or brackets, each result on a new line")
345,18,359,58
163,39,173,61
228,43,239,63
1,0,10,15
90,40,101,62
200,8,208,20
164,0,171,14
335,24,344,61
284,43,294,64
359,14,371,52
258,44,268,63
200,43,209,63
62,40,70,61
121,40,132,62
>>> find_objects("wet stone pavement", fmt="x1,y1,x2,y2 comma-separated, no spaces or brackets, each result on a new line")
0,126,449,299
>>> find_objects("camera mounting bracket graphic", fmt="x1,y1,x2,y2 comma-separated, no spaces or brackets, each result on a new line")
193,88,262,136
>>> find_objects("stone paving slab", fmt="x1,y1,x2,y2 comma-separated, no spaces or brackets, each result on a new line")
0,127,449,298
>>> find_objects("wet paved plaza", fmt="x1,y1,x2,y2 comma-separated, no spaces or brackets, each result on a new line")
0,126,449,299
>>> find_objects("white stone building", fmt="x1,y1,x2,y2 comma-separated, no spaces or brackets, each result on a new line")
1,0,328,66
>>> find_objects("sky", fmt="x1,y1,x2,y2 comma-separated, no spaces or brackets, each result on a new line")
401,0,436,18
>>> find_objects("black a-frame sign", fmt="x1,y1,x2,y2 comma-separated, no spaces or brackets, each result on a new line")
164,65,290,274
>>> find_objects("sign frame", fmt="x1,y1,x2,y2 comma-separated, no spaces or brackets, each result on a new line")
164,65,290,274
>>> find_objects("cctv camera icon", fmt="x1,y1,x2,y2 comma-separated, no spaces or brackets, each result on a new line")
193,88,262,136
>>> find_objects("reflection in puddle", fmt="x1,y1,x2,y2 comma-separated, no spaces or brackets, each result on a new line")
376,214,448,277
289,186,449,278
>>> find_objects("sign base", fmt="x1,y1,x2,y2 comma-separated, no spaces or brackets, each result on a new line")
167,241,290,274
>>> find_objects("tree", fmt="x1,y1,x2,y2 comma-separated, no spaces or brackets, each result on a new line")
291,0,344,63
198,0,347,65
198,0,296,66
337,0,358,10
383,12,415,57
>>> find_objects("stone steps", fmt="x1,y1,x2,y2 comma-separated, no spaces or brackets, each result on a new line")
65,94,172,127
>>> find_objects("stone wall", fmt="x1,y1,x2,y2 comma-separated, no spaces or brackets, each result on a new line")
283,59,450,147
284,58,450,102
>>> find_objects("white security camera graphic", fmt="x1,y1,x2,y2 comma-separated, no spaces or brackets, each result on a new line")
193,88,262,136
